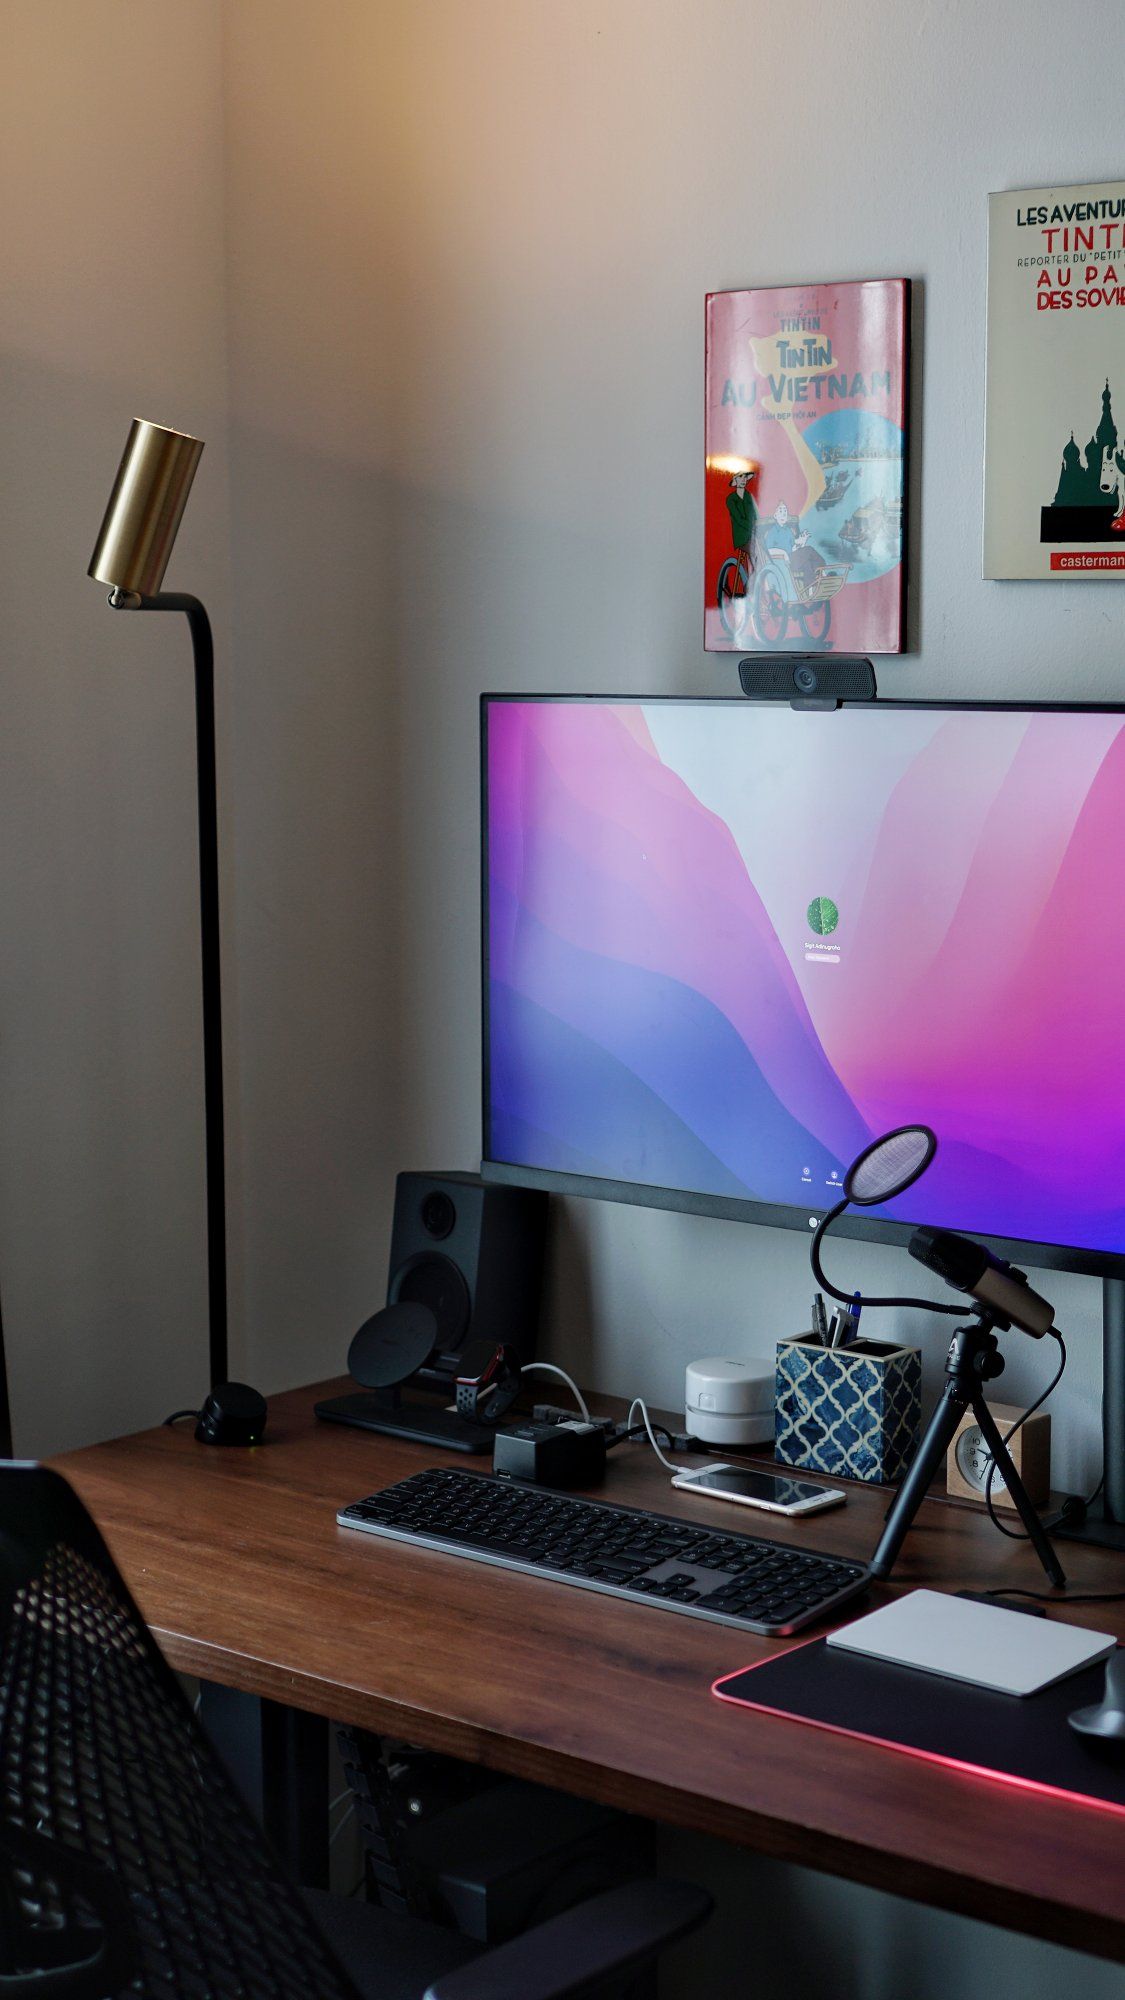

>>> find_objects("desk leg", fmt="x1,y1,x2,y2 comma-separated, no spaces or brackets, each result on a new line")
199,1685,329,1889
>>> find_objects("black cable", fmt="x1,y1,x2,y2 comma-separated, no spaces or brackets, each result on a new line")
1044,1327,1108,1529
1055,1360,1111,1524
1069,1353,1112,1518
811,1201,963,1316
977,1340,1124,1599
609,1421,676,1450
984,1584,1125,1606
983,1328,1067,1542
1054,1472,1104,1527
163,1409,199,1427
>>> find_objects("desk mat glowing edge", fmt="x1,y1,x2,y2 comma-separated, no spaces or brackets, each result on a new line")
713,1638,1125,1815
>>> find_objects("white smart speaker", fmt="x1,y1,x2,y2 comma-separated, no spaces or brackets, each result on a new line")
685,1357,775,1447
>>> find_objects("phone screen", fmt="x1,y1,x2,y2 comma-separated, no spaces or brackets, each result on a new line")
682,1468,835,1508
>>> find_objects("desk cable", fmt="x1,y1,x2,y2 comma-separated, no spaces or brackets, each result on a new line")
979,1325,1125,1605
621,1398,681,1473
522,1367,683,1471
983,1327,1067,1542
519,1362,590,1421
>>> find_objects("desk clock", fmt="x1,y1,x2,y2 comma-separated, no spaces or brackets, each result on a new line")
946,1402,1051,1510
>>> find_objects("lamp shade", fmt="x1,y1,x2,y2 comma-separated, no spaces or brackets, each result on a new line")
88,419,204,596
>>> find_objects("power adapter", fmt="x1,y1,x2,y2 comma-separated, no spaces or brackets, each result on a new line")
532,1403,615,1435
493,1421,607,1490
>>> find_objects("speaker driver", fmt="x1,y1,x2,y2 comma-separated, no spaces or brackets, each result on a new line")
386,1170,547,1389
392,1253,472,1354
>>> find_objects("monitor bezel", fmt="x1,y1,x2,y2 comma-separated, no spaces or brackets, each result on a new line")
480,693,1125,1281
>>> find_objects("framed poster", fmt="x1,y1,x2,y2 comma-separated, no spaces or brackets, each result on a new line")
704,279,909,654
985,180,1125,579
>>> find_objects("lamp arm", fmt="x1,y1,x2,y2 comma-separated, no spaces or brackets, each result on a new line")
106,589,227,1386
811,1199,963,1316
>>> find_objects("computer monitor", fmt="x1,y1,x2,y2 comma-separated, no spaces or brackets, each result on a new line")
481,695,1125,1282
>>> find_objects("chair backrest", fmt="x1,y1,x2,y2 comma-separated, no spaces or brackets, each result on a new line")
0,1463,362,2000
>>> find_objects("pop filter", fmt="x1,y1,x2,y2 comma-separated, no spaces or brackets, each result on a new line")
811,1125,963,1315
844,1126,937,1206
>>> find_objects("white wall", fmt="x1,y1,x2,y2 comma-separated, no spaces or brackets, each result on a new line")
372,0,1124,1491
0,0,232,1453
6,1,1112,1471
220,2,406,1393
4,2,1125,1991
216,8,1125,1989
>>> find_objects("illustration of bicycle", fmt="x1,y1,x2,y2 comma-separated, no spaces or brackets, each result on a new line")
715,549,753,639
717,536,849,645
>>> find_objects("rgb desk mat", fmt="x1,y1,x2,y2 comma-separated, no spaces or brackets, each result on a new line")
713,1640,1125,1815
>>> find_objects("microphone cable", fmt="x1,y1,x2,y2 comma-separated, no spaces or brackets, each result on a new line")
983,1327,1067,1542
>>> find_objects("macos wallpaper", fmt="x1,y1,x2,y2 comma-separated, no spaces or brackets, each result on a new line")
485,699,1125,1255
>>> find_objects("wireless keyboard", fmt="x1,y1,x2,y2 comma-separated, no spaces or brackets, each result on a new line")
338,1467,870,1636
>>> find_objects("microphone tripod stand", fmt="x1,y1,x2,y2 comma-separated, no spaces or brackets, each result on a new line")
870,1313,1066,1589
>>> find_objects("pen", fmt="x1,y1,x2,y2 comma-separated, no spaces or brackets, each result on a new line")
849,1291,862,1335
812,1293,829,1345
829,1308,850,1349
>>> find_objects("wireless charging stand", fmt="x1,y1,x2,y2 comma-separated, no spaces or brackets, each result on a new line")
314,1387,496,1454
314,1301,497,1454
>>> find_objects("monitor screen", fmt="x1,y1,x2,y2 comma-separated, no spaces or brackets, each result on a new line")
482,697,1125,1273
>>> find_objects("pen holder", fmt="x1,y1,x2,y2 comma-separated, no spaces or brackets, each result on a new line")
774,1335,921,1485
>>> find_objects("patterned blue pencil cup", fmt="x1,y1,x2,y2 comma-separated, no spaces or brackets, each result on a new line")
774,1335,921,1485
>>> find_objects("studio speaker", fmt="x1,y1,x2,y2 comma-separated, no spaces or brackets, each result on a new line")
386,1172,547,1390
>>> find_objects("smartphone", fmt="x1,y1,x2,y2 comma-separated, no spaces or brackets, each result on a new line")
670,1464,846,1516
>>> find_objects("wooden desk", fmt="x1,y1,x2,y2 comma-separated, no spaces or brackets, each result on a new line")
52,1380,1125,1963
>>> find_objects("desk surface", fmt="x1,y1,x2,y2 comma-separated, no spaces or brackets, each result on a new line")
52,1381,1125,1963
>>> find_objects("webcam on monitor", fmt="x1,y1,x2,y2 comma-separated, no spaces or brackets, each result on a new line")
738,656,877,708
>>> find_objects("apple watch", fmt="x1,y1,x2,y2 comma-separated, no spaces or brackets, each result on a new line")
455,1341,522,1425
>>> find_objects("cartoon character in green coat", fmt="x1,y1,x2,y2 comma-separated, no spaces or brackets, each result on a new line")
726,465,759,564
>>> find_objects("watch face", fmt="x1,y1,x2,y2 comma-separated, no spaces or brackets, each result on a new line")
955,1426,1008,1494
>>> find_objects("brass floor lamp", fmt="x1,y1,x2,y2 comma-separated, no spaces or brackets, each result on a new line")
88,420,228,1387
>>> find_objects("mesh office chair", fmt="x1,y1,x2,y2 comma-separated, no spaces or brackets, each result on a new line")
0,1464,709,2000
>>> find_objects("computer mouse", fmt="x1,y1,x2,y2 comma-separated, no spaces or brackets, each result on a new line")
195,1382,268,1446
1068,1647,1125,1748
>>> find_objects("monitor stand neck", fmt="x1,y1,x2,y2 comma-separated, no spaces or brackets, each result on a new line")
1052,1275,1125,1551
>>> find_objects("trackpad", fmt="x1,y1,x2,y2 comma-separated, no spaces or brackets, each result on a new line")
827,1589,1116,1696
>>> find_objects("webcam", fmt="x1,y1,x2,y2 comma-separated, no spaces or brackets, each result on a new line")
738,656,877,708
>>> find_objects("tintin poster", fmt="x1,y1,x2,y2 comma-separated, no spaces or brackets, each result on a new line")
704,279,908,654
985,180,1125,579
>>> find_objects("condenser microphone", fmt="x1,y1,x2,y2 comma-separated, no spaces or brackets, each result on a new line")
907,1228,1055,1338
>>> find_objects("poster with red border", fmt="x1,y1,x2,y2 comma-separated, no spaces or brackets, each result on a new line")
984,179,1125,580
704,279,909,654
